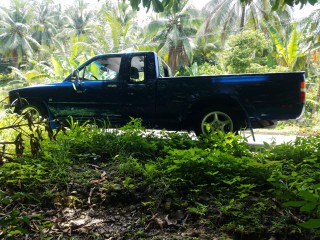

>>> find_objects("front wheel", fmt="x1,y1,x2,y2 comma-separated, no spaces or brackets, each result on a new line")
19,104,47,120
196,109,239,136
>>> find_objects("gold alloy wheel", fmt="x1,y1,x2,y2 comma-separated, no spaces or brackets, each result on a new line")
201,111,234,135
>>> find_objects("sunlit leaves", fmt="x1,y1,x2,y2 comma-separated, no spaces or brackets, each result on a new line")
287,21,301,67
224,30,270,73
265,20,307,71
98,1,140,52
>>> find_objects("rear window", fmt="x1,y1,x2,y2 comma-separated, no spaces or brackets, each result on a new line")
158,57,172,78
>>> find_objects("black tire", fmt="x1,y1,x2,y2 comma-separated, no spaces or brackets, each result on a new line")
19,103,48,120
195,108,240,136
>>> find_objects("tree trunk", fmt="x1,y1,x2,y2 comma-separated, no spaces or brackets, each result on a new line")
12,49,19,68
240,5,246,31
168,47,178,73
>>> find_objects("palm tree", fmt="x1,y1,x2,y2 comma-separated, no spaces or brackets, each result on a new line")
305,4,320,68
30,0,59,48
144,0,200,72
60,0,95,40
96,0,140,52
199,0,293,43
300,4,320,116
0,0,40,67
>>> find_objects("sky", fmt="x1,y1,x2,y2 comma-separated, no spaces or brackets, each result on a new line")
293,3,320,19
1,0,319,20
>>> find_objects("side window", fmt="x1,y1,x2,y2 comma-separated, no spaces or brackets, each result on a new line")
158,56,165,77
129,56,145,83
80,56,121,81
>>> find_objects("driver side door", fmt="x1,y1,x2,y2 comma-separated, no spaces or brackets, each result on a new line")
47,55,126,126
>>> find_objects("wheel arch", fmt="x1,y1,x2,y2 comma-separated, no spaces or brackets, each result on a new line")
12,96,48,116
184,96,247,131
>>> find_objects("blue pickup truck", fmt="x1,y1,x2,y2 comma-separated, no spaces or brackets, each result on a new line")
6,51,305,135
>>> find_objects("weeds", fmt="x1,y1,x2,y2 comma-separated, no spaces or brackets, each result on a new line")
0,114,320,239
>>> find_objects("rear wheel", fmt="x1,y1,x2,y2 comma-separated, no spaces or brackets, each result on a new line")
195,108,240,136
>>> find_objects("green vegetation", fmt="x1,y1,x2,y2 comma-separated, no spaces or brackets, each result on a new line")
0,116,320,239
223,30,273,73
0,0,320,238
0,0,319,80
128,0,318,13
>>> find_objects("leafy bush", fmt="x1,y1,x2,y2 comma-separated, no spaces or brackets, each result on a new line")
0,73,14,82
177,62,226,76
223,30,271,73
0,116,320,239
266,137,320,232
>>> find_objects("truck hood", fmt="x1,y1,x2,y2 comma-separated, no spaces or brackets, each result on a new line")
9,82,63,93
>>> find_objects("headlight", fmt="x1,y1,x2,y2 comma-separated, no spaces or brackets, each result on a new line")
4,95,11,109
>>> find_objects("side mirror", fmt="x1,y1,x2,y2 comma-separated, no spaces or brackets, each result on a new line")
71,69,80,81
71,69,85,93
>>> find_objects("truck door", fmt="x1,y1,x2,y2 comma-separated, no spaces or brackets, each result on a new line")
47,55,126,126
123,53,156,126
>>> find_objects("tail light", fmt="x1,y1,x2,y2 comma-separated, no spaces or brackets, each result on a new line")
300,81,306,103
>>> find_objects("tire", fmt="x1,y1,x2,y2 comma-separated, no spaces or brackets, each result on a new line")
19,103,47,120
195,108,240,136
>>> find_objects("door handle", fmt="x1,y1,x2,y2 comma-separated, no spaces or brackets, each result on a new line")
107,84,117,88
